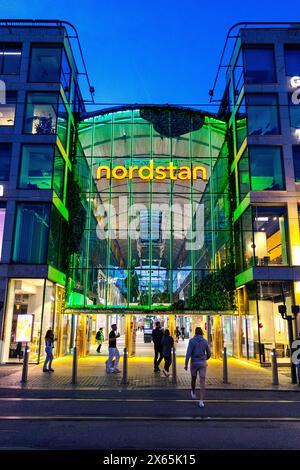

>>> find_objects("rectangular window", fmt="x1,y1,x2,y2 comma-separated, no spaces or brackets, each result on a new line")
293,146,300,182
285,47,300,76
249,146,285,191
233,50,244,101
0,91,17,126
246,94,280,136
252,206,288,266
289,92,300,129
29,45,61,82
12,203,50,264
19,145,54,190
0,143,11,180
0,202,6,260
0,43,21,74
24,92,57,135
60,49,71,100
244,47,276,84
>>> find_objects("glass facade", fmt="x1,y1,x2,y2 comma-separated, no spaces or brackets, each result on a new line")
0,143,11,180
244,47,276,84
66,108,230,310
0,43,21,74
0,91,17,126
246,93,280,136
24,92,57,135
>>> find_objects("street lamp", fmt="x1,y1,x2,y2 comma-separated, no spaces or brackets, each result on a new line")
278,304,299,384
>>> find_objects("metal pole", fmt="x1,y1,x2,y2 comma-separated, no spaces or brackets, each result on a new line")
21,342,29,384
271,348,279,385
287,317,297,384
122,347,128,386
172,346,177,385
222,346,228,384
71,346,78,385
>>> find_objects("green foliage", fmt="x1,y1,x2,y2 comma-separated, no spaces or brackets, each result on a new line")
65,176,86,257
187,264,236,311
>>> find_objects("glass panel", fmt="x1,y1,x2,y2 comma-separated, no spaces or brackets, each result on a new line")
0,202,6,260
53,147,65,199
293,146,300,182
48,206,67,271
0,43,21,74
24,92,57,134
60,49,71,100
19,144,54,189
285,47,300,76
2,279,45,362
238,149,250,201
0,143,11,180
249,146,285,191
13,203,50,264
244,47,275,84
235,98,246,151
29,45,61,82
246,94,279,136
233,49,244,100
289,92,300,128
252,206,288,266
0,91,17,126
57,97,68,148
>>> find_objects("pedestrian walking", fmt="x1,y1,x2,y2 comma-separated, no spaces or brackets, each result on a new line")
181,325,185,341
161,329,174,377
175,326,181,343
96,327,104,353
184,326,211,408
43,329,55,373
152,321,164,372
106,324,120,373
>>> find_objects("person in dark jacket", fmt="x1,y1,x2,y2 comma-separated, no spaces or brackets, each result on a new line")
161,329,174,377
43,329,55,372
175,326,181,343
184,327,211,408
152,321,164,372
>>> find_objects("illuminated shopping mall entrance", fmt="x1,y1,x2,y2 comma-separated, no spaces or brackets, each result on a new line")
66,311,240,359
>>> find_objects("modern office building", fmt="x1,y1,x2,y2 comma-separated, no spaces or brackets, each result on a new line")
0,20,299,366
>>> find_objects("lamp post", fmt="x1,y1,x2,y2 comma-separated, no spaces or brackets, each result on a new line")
278,304,299,384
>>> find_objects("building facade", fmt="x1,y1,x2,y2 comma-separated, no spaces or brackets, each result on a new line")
0,20,299,366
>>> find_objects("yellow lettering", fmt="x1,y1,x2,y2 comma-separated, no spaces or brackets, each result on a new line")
139,159,154,180
155,166,167,180
192,165,207,181
112,166,127,179
96,165,110,179
128,166,139,179
177,167,191,180
168,162,177,180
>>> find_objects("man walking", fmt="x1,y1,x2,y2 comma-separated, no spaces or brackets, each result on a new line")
106,324,120,373
185,327,211,408
152,321,164,372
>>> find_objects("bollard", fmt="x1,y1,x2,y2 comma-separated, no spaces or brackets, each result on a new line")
222,346,228,384
71,346,78,385
172,346,177,384
21,343,29,384
122,347,128,386
271,348,279,385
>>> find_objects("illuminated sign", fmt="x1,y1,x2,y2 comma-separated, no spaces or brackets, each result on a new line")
16,314,34,343
96,160,207,182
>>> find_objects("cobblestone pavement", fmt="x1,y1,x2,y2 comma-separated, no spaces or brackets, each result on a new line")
0,355,298,391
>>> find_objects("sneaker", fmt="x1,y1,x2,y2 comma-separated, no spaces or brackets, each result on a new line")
163,369,169,377
199,400,205,408
191,391,196,400
42,369,49,373
114,368,121,373
49,368,54,372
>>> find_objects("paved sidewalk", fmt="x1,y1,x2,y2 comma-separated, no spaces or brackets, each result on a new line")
0,355,298,391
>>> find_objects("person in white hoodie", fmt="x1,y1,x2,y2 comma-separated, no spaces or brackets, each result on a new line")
184,327,211,408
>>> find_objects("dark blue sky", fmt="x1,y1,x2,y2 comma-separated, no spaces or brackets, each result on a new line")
0,0,291,110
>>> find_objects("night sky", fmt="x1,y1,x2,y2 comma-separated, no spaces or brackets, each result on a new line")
0,0,291,110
